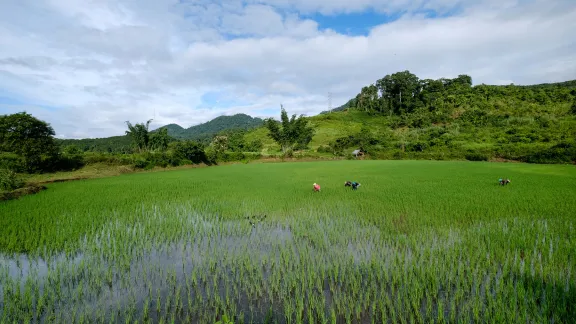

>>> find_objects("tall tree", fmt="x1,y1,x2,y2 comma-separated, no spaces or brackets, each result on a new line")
0,112,58,171
264,105,315,153
149,127,171,152
376,70,421,114
211,135,229,155
125,119,152,152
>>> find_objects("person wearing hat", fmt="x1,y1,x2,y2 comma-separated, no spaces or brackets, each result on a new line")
313,183,321,192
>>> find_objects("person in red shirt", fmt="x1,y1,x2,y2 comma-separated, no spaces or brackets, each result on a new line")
313,183,321,192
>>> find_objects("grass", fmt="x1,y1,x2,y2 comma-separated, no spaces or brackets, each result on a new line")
1,160,575,323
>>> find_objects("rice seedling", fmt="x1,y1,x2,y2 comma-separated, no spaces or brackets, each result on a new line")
1,160,575,322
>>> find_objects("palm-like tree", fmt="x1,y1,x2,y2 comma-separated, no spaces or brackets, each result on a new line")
125,119,152,152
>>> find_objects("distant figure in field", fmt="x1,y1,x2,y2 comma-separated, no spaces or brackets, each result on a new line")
313,183,321,192
345,181,361,190
499,178,511,186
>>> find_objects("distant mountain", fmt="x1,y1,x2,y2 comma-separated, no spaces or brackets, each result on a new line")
157,113,264,141
57,113,264,153
157,124,185,137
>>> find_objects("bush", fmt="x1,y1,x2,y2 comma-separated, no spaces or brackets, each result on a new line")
245,139,263,152
0,168,25,191
133,158,148,169
0,153,25,172
522,142,576,164
170,141,208,164
465,152,489,161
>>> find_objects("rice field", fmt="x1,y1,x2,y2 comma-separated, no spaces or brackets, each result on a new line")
1,160,575,323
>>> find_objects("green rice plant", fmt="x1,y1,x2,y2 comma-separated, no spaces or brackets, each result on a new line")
1,160,575,322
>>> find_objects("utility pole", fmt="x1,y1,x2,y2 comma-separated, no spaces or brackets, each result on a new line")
328,92,332,113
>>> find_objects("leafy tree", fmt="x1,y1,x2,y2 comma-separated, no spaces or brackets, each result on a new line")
215,129,246,152
149,127,171,152
376,70,421,114
125,119,152,152
63,145,82,155
264,106,315,153
0,112,58,171
211,135,229,155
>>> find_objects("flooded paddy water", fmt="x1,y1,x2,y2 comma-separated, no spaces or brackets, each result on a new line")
1,204,575,323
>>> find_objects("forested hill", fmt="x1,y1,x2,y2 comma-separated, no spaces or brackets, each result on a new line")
344,72,576,117
246,71,576,163
165,113,264,140
57,113,264,152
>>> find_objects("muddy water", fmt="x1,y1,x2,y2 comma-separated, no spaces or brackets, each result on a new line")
1,221,304,322
1,212,527,324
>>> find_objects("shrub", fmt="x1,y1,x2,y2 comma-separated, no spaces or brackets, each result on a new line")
0,153,25,172
0,168,25,191
465,152,489,161
245,139,263,152
522,142,576,164
133,158,148,169
170,141,208,164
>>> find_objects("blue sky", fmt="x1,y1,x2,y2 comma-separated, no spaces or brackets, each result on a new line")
0,0,575,138
305,10,403,36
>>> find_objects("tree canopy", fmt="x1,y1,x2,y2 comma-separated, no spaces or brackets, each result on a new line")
0,112,58,171
264,106,315,153
125,119,153,152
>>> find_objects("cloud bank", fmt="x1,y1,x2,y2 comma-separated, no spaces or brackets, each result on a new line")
0,0,574,138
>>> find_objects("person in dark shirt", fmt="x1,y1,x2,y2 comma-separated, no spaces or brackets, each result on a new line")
498,178,511,186
344,181,361,190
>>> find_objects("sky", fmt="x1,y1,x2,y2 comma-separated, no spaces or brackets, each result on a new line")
0,0,575,139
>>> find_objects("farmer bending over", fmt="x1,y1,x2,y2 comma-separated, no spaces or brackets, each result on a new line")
313,183,321,192
345,181,361,190
498,178,511,186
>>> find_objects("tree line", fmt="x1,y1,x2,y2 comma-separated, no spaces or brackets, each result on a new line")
2,69,575,184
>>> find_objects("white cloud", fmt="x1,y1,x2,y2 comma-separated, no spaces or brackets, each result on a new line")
0,0,575,138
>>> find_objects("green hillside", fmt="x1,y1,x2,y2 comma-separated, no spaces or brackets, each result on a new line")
246,71,576,163
57,114,264,152
158,123,185,137
174,113,263,141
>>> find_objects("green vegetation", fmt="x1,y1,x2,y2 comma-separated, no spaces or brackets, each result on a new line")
167,113,264,141
0,112,60,172
264,106,315,153
245,72,576,163
56,114,264,153
4,71,572,181
2,72,574,322
307,71,576,163
0,168,24,191
1,161,575,322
